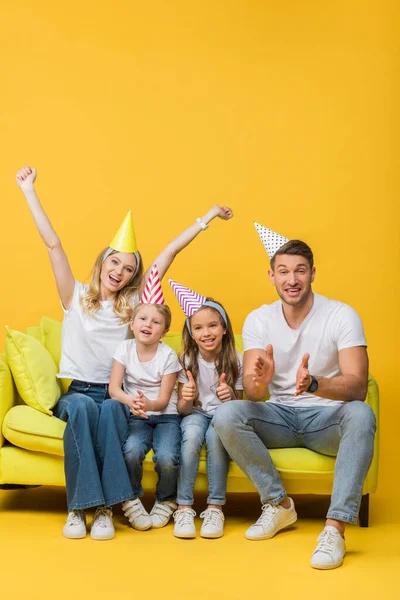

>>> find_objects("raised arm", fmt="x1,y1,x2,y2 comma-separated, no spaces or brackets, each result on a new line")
140,204,233,292
16,166,75,310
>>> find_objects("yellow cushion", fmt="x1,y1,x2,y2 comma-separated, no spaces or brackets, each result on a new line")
5,327,61,415
2,405,65,456
39,316,71,395
162,331,183,355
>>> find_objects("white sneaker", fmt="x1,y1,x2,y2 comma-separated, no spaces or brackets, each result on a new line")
310,526,346,569
62,510,87,539
245,498,297,540
122,498,152,530
150,500,177,528
173,508,197,538
90,507,115,540
200,508,225,539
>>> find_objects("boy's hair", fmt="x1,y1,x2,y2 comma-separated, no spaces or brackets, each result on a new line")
130,303,172,331
180,298,239,408
270,239,314,270
80,248,144,323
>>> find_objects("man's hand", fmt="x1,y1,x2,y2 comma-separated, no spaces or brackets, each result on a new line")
294,353,312,396
252,345,275,389
216,373,233,402
16,166,37,191
182,371,197,403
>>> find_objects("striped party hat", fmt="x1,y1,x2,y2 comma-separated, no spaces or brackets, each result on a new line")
141,265,165,304
169,279,207,317
254,222,290,259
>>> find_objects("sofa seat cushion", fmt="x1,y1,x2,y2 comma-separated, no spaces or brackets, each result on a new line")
2,405,65,456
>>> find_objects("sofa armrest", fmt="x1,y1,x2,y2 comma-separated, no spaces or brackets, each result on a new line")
364,374,379,494
0,353,18,448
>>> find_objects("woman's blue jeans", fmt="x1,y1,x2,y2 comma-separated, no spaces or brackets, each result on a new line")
177,411,230,506
54,382,134,512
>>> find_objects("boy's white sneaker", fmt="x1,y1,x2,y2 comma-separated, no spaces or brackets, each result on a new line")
245,498,297,540
122,498,152,530
150,500,177,528
200,508,225,539
310,526,346,570
90,507,115,540
62,510,87,539
173,508,197,538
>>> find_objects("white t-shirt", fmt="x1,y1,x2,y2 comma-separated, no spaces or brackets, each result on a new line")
113,339,181,415
242,293,367,407
58,281,139,383
178,350,244,415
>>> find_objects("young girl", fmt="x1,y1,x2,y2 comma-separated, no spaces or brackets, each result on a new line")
169,280,243,539
16,165,233,540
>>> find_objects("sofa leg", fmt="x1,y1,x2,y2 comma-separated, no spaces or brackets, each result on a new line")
0,484,41,490
359,494,369,527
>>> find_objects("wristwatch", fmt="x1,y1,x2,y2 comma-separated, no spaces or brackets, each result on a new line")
307,375,319,393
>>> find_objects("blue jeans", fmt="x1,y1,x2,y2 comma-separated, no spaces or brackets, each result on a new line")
54,382,134,512
177,411,230,506
122,414,182,502
213,400,376,524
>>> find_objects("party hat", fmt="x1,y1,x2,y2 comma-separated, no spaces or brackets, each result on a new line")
254,222,290,259
169,279,207,317
109,211,138,253
141,265,165,304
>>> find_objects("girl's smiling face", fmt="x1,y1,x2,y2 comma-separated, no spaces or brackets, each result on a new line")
190,307,226,357
130,304,168,345
100,252,137,297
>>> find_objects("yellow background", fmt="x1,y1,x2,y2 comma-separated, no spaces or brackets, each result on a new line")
0,0,398,513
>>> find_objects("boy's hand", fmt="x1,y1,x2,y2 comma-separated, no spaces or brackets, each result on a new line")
16,166,37,191
216,373,233,402
182,370,197,402
126,393,147,418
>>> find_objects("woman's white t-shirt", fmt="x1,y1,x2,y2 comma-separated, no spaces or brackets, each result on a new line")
57,281,139,384
113,339,181,416
178,350,243,416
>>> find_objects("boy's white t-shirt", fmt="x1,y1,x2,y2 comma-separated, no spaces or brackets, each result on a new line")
178,350,244,416
242,293,367,407
113,339,181,415
58,281,139,383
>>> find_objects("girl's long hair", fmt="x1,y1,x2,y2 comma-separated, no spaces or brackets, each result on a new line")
80,248,144,323
180,299,239,408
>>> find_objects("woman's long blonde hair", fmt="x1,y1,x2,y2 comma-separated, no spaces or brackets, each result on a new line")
80,248,143,323
180,299,239,408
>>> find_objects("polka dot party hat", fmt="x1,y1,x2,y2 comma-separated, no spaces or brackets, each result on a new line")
254,222,290,259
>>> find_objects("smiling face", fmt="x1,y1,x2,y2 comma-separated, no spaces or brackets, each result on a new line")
130,304,169,345
100,252,137,298
269,254,315,307
189,307,226,357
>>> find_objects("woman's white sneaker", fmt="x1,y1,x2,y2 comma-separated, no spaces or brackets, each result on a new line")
310,526,346,569
63,510,87,539
245,498,297,540
122,498,152,530
200,508,225,538
173,508,197,538
90,507,115,540
150,500,177,528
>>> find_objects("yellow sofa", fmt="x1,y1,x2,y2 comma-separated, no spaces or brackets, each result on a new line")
0,318,379,526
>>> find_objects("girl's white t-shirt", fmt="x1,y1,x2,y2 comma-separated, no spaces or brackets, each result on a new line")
113,339,181,416
178,350,243,416
57,281,139,383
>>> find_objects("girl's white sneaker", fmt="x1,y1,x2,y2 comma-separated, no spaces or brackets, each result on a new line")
200,508,225,539
173,508,197,538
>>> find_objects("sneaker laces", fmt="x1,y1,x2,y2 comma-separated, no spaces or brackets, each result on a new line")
200,508,224,527
173,508,196,525
255,503,280,527
123,499,148,522
151,501,176,518
66,510,85,526
93,507,112,528
315,529,339,556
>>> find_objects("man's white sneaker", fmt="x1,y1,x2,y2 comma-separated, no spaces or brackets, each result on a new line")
200,508,225,539
310,526,346,570
90,507,115,540
150,500,177,528
62,510,87,539
122,498,152,530
173,508,197,538
245,498,297,540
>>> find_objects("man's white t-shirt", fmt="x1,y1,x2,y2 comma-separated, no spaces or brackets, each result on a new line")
58,281,139,383
178,350,244,415
113,339,181,415
242,293,367,407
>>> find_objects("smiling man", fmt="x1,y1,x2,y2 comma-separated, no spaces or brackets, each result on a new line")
213,224,376,570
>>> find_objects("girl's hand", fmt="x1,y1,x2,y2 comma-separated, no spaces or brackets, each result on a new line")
182,370,197,402
216,373,233,402
16,166,37,191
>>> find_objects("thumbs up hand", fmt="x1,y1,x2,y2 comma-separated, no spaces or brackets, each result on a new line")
216,373,233,402
182,370,197,403
294,353,312,396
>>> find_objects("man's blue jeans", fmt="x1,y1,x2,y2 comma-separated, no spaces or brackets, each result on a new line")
213,400,376,524
177,411,230,506
122,414,182,502
54,382,134,512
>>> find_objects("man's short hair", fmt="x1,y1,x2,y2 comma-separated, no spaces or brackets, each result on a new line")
270,239,314,270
